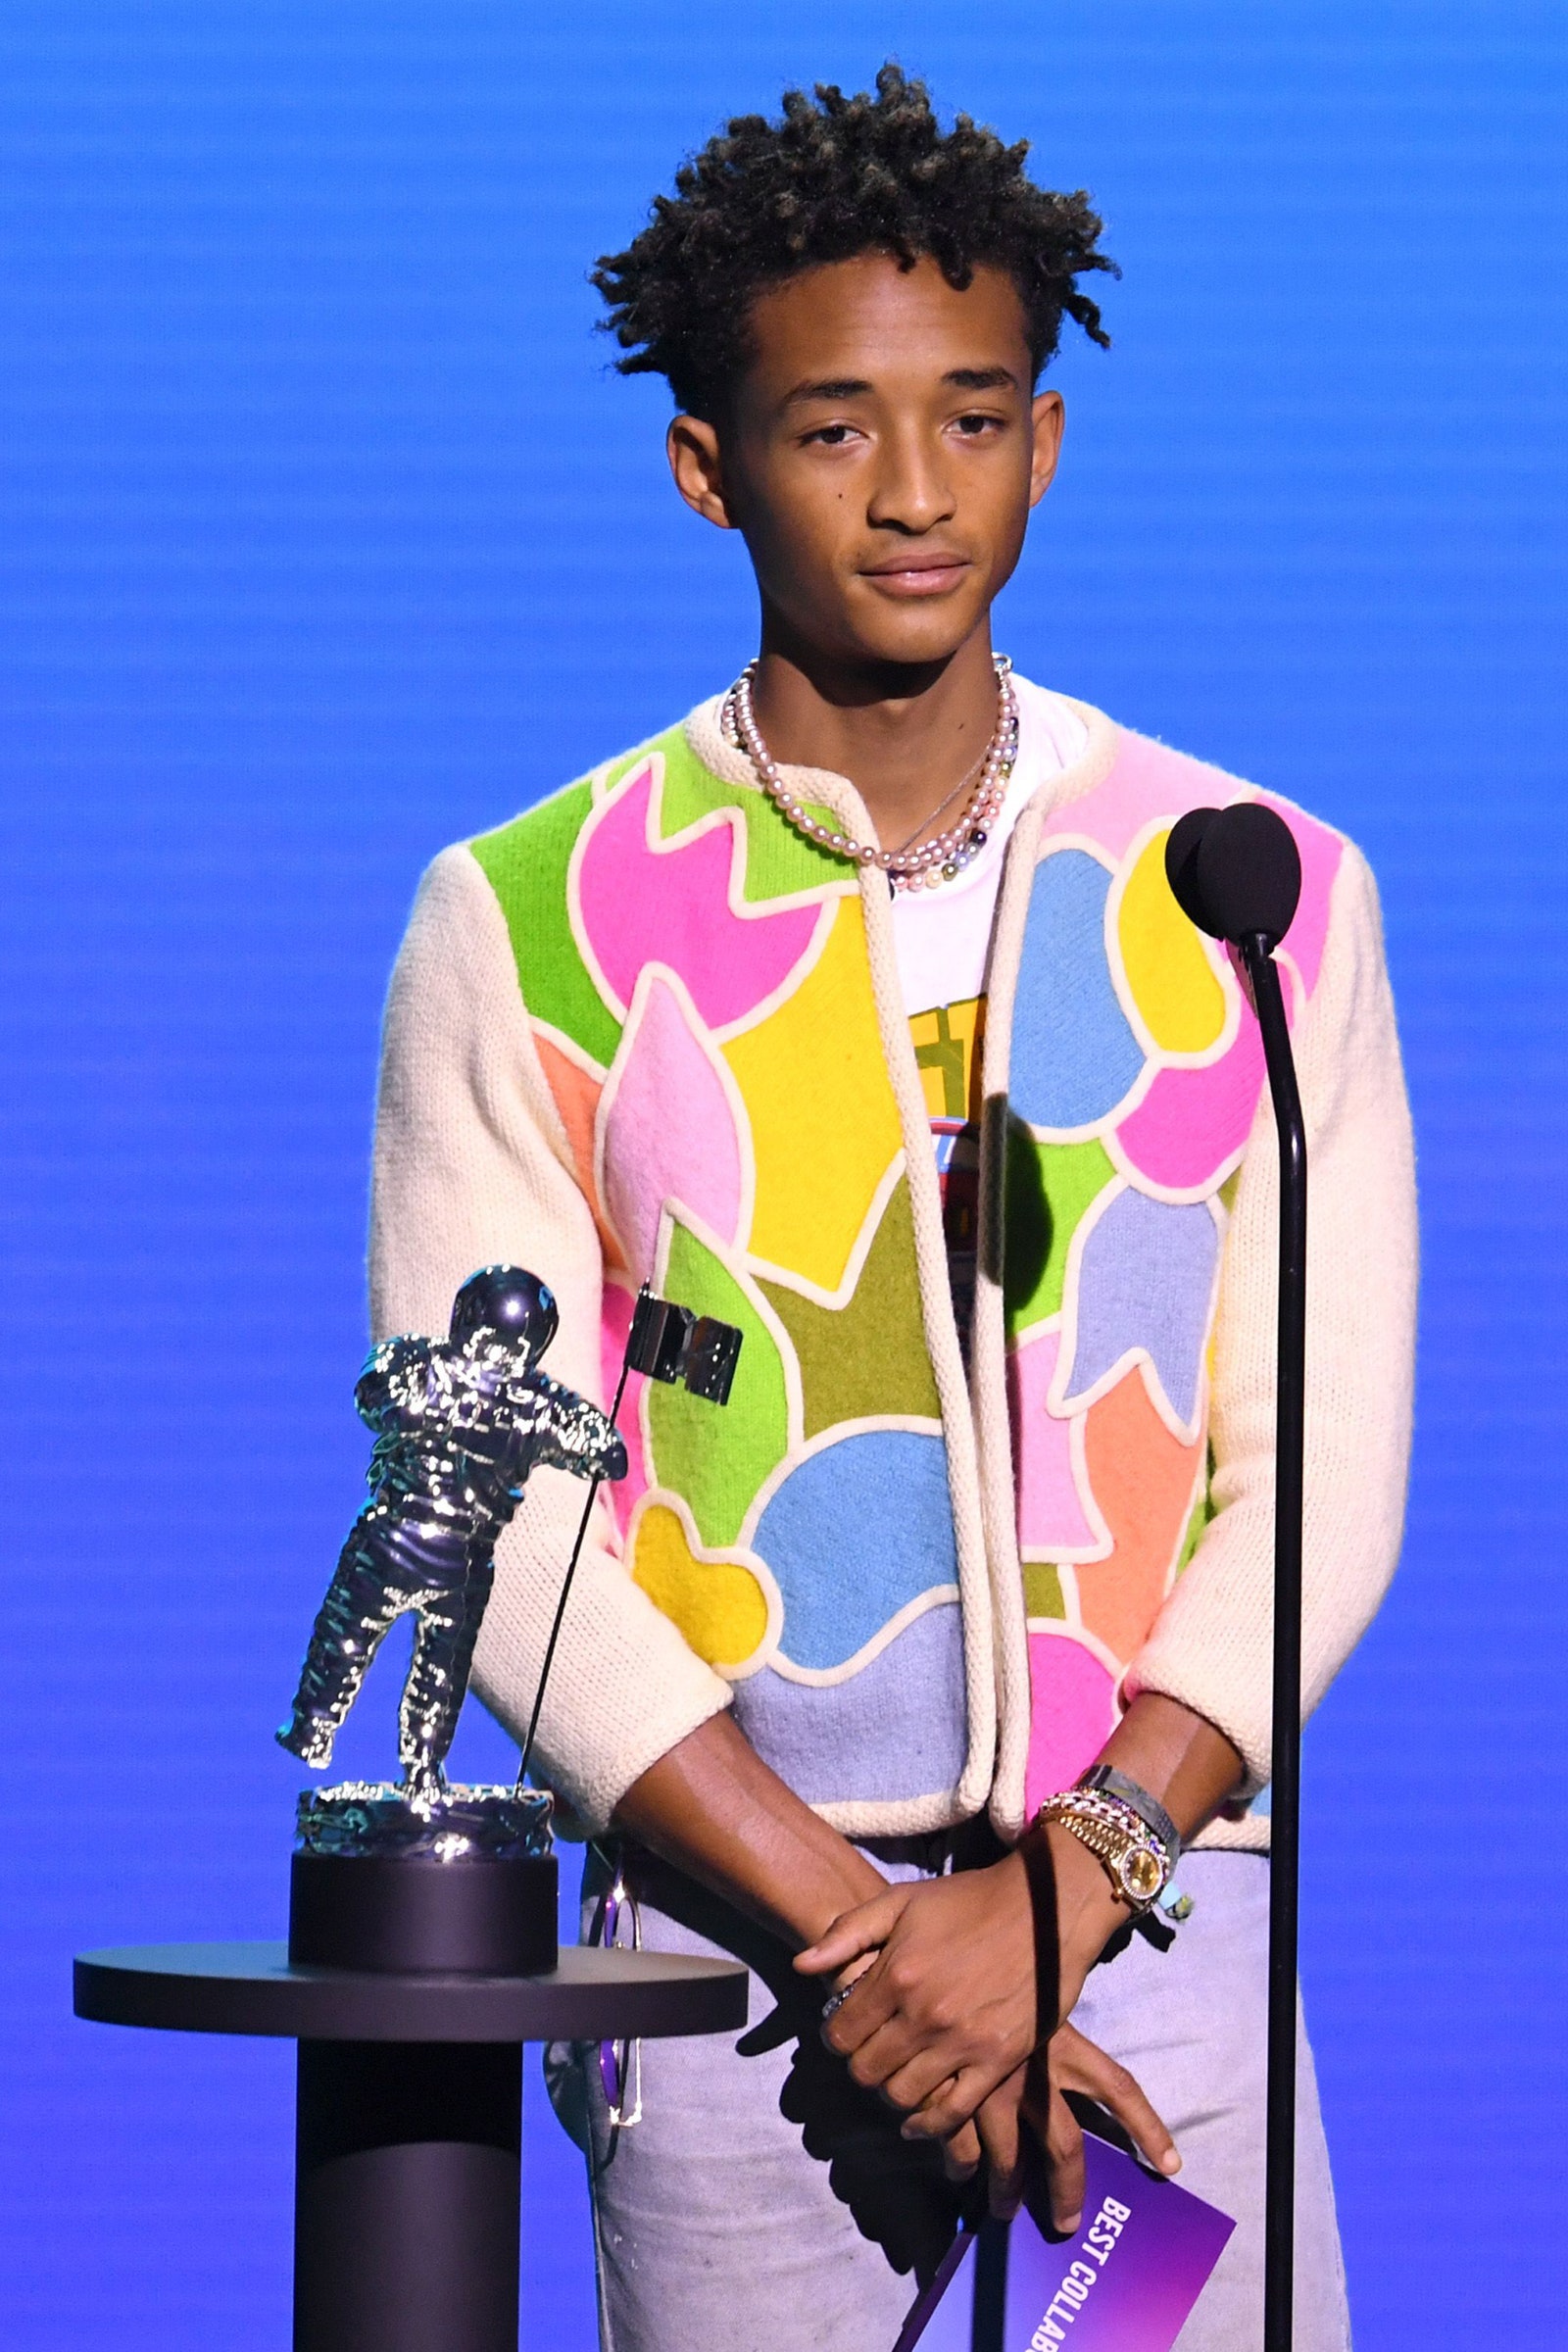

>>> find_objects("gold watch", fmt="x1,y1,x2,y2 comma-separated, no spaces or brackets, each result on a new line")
1037,1788,1172,1913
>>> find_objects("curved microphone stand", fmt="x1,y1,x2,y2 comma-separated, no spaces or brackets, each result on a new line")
1166,802,1305,2352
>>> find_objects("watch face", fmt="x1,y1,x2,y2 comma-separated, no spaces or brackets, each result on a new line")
1121,1846,1165,1903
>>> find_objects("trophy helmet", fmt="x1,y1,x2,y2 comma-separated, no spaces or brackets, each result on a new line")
450,1265,559,1359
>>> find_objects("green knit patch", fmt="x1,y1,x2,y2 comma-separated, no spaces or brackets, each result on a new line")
469,779,622,1071
1004,1130,1117,1337
642,726,850,902
1022,1560,1066,1619
648,1220,791,1548
759,1178,940,1441
1175,1449,1218,1577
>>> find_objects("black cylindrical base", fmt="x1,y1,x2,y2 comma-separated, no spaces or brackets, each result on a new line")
289,1850,558,1975
295,2039,520,2352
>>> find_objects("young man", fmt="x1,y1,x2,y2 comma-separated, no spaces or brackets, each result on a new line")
369,67,1416,2352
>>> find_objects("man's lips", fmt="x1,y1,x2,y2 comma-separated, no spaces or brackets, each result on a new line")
859,553,972,597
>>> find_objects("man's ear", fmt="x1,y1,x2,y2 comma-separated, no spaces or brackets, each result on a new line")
1028,390,1066,510
667,413,737,529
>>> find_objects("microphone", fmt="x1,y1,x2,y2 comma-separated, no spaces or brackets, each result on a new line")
1165,796,1306,2352
1164,800,1302,949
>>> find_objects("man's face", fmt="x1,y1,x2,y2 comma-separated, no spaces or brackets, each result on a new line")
668,251,1063,671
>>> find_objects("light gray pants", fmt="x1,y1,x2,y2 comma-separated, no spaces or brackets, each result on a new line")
547,1847,1350,2352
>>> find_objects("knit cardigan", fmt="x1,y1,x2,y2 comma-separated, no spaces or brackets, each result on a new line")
368,691,1417,1849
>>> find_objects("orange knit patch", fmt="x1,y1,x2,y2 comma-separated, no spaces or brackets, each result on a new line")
1074,1367,1204,1666
532,1031,623,1270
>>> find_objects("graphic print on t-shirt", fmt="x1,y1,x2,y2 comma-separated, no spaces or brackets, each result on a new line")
908,993,986,1363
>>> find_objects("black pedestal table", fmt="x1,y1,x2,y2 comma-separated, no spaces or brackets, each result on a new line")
74,1938,749,2352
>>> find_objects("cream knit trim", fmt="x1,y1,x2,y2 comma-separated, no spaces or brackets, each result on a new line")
971,712,1124,1838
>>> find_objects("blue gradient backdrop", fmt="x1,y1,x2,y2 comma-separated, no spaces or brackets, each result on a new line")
2,6,1564,2344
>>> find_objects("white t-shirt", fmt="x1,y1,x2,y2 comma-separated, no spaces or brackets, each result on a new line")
889,676,1088,1014
889,678,1088,1357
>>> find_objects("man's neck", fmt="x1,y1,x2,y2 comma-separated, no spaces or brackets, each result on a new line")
746,625,1004,852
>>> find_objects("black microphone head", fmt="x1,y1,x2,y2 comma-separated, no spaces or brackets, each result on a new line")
1164,807,1220,929
1194,802,1302,947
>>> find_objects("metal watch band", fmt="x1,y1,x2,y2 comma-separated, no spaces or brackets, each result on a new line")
1037,1790,1170,1912
1076,1765,1181,1865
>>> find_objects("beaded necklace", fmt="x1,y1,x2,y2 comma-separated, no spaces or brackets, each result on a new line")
722,654,1018,894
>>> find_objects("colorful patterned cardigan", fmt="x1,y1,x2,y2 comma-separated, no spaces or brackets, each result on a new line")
368,690,1417,1847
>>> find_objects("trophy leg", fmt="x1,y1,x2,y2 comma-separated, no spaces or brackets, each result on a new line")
279,1544,409,1764
294,2038,521,2352
397,1586,472,1788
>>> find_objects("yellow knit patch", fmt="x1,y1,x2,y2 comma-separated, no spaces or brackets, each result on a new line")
723,898,903,1294
631,1502,770,1672
1117,831,1227,1054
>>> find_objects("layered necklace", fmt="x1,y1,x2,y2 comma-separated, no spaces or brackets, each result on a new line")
722,653,1018,894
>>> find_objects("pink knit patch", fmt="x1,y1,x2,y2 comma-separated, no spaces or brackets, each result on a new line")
1260,793,1344,997
576,759,823,1029
1114,955,1306,1195
1023,1632,1120,1817
600,972,746,1285
600,1283,648,1533
1112,1012,1266,1192
1045,732,1236,862
1009,1328,1099,1556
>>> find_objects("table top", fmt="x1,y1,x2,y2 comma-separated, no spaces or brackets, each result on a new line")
74,1939,749,2043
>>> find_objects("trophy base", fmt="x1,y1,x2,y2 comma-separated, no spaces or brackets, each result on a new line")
289,1783,558,1976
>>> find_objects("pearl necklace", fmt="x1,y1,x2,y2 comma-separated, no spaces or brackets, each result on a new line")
723,655,1018,893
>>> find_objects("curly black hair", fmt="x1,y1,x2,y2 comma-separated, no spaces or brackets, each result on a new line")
593,64,1117,420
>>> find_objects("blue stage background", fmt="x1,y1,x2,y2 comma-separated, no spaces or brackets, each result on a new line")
3,5,1564,2343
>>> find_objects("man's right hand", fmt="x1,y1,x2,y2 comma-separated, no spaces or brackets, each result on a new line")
937,2021,1180,2230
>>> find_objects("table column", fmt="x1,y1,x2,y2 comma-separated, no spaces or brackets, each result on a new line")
294,2038,523,2352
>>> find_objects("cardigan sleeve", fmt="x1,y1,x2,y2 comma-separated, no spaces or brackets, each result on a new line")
368,844,734,1833
1123,841,1418,1795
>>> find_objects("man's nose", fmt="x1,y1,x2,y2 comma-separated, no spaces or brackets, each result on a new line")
866,421,955,533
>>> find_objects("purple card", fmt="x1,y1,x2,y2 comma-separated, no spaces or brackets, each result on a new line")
892,2132,1235,2352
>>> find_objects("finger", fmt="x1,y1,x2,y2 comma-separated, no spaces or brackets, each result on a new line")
817,1955,900,2052
878,2044,972,2117
1020,2053,1053,2140
941,2120,982,2182
901,2029,1022,2139
795,1891,911,1977
840,2012,925,2089
1045,2087,1086,2236
1053,2026,1181,2178
898,2064,998,2142
977,2074,1027,2222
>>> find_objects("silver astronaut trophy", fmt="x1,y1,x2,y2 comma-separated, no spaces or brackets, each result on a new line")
277,1267,627,1974
277,1265,741,1977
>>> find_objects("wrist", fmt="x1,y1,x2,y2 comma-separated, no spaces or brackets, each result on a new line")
793,1847,888,1950
1047,1822,1132,2004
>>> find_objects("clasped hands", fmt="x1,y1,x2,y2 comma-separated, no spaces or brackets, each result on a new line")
794,1824,1180,2232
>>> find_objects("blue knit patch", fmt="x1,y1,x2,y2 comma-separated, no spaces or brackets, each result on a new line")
1009,849,1145,1132
751,1427,957,1673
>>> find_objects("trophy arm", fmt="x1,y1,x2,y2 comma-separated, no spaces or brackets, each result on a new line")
353,1334,441,1436
510,1371,628,1486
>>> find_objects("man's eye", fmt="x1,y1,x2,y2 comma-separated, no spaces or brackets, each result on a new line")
955,413,1002,436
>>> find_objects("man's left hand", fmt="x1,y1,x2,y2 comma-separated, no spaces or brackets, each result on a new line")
795,1828,1130,2132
